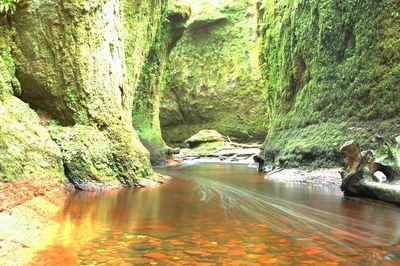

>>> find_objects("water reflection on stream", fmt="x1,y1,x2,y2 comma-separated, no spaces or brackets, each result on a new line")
32,163,400,265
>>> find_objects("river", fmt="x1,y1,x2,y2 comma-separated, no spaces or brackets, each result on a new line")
32,163,400,265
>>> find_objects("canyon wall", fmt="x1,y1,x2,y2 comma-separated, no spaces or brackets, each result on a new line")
160,0,267,144
0,0,171,189
258,0,400,168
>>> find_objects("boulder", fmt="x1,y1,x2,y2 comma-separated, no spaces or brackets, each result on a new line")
185,130,225,148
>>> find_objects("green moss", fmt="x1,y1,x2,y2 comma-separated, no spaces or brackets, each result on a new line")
0,96,64,183
183,141,227,156
185,130,224,144
258,0,400,168
0,27,19,98
5,0,167,187
49,125,152,188
161,0,267,144
132,1,190,163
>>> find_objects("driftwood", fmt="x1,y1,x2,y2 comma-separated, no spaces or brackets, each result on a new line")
340,135,400,205
230,142,261,149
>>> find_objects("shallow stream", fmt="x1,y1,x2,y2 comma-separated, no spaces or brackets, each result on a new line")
32,163,400,265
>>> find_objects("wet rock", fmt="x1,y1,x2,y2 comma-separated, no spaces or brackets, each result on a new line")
184,250,207,256
79,250,92,257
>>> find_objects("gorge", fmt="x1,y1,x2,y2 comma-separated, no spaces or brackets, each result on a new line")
0,0,399,265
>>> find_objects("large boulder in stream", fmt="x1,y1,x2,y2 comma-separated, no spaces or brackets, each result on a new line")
340,135,400,205
185,130,225,148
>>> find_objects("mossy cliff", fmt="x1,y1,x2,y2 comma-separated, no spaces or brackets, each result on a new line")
161,0,267,144
258,0,400,168
132,3,190,164
0,28,64,183
0,0,172,189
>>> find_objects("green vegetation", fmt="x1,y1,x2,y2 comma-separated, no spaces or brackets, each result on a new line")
258,0,400,168
132,2,190,163
0,0,172,187
0,0,399,188
161,0,267,144
0,0,20,14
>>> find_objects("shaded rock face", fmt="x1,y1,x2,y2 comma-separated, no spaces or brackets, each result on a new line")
258,0,400,168
161,0,267,144
132,3,190,164
340,136,400,205
0,0,171,189
0,28,64,183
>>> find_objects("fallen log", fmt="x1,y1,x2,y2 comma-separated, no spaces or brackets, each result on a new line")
340,135,400,205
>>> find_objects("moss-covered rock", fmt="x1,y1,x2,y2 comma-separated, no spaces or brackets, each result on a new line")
49,125,151,190
161,0,267,144
13,0,129,126
132,2,190,164
0,27,18,98
0,96,64,182
258,0,400,168
0,28,63,184
2,0,173,188
185,130,225,148
340,136,400,205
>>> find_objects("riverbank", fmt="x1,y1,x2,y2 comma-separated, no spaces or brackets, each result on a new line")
0,178,73,266
0,173,171,266
265,168,342,188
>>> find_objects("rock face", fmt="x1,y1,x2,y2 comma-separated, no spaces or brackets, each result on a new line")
0,28,64,183
0,96,64,182
160,0,267,144
340,136,400,205
0,0,172,189
258,0,400,168
133,3,190,164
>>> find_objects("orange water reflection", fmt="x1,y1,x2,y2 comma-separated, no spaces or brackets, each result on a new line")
32,164,400,265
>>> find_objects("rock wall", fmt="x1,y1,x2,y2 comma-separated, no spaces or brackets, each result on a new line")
161,0,267,144
258,0,400,168
132,3,190,164
0,0,170,189
0,28,64,183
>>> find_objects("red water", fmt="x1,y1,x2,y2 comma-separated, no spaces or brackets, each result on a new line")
32,163,400,265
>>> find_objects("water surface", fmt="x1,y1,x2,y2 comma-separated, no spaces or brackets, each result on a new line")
33,163,400,265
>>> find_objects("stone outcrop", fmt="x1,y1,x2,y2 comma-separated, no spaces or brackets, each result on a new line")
185,130,225,148
0,28,64,183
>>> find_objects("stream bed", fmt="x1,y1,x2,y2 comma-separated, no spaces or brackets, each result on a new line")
32,163,400,265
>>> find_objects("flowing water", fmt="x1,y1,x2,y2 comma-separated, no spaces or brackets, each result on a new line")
32,163,400,265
